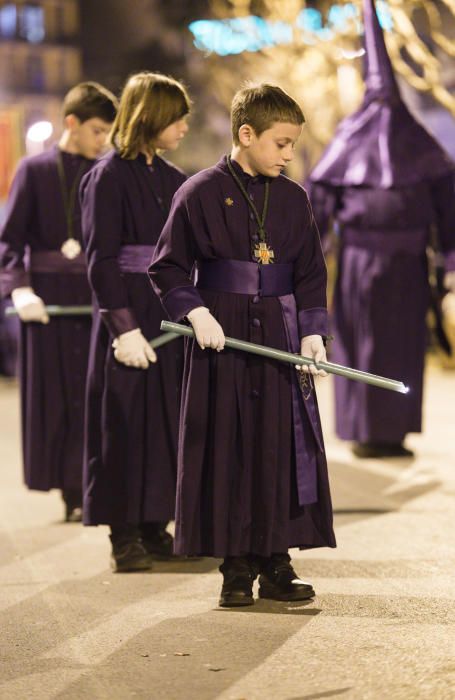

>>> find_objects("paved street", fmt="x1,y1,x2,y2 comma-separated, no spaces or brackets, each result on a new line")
0,363,454,700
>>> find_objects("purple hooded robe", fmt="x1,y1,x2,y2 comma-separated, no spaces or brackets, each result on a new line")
308,0,455,445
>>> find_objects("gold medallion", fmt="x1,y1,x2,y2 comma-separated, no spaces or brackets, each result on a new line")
61,238,82,260
225,197,234,206
253,241,275,265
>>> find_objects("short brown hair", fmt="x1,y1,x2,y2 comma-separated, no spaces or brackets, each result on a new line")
231,83,305,145
110,72,191,159
63,81,118,124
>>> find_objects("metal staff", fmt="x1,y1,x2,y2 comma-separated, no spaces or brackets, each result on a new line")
4,305,179,350
161,320,409,394
5,304,93,317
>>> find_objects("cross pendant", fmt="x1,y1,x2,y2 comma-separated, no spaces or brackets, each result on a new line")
253,241,275,265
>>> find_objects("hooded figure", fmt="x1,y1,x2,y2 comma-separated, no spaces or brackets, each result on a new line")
308,0,455,458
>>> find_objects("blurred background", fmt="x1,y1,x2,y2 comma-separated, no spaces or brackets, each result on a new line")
1,0,454,372
0,0,454,192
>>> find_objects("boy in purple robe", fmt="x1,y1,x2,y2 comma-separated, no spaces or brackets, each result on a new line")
0,82,117,520
149,84,336,607
80,73,190,572
308,0,455,459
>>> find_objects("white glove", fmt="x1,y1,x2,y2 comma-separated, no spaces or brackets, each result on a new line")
11,286,49,324
444,271,455,293
187,306,225,351
299,335,328,377
112,328,157,369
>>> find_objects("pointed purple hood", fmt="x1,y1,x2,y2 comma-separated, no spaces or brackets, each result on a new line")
310,0,453,188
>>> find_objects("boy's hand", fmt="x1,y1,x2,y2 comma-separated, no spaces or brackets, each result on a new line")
299,335,328,377
187,306,225,351
112,328,157,369
11,286,49,324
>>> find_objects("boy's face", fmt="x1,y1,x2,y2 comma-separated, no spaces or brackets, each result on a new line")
68,116,112,159
153,116,189,152
239,121,302,177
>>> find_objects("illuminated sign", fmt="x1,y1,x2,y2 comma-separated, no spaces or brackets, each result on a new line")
189,2,392,56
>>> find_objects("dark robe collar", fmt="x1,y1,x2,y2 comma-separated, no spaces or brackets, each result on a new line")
218,154,269,186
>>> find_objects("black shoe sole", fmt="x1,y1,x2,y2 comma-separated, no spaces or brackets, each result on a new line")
154,555,203,562
258,585,315,601
352,444,414,459
111,556,153,573
219,595,254,608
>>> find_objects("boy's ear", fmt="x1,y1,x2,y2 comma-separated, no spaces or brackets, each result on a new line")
238,123,254,146
64,114,81,131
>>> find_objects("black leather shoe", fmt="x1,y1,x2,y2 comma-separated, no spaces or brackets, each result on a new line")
110,527,153,573
62,490,83,523
140,523,175,559
258,553,315,601
219,556,256,607
352,442,414,458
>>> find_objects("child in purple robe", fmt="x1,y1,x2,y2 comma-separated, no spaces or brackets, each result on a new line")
0,82,117,521
150,84,336,607
80,72,190,572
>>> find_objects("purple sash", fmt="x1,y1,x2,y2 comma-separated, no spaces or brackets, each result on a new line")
197,258,320,506
343,228,428,255
27,250,86,274
118,245,156,274
196,259,293,296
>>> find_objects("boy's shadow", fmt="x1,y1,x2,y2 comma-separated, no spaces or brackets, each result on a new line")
216,598,321,616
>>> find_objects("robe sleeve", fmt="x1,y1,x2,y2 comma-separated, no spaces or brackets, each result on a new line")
81,165,138,336
293,192,329,339
0,159,34,297
149,189,204,321
430,173,455,272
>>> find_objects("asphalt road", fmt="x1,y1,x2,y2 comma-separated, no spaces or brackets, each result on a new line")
0,363,454,700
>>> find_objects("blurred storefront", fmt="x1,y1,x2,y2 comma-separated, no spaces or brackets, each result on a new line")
0,0,82,209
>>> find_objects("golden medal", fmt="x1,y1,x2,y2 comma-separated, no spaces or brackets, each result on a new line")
253,241,275,265
61,237,82,259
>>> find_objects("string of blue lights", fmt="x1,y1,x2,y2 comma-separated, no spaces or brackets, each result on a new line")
188,1,392,56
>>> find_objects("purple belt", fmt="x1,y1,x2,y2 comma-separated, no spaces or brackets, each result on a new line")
196,259,294,296
118,245,156,273
26,250,87,274
343,228,428,255
194,257,320,507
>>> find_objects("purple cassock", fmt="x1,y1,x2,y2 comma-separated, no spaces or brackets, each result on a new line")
308,0,455,445
80,151,186,526
0,146,94,491
149,156,336,558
